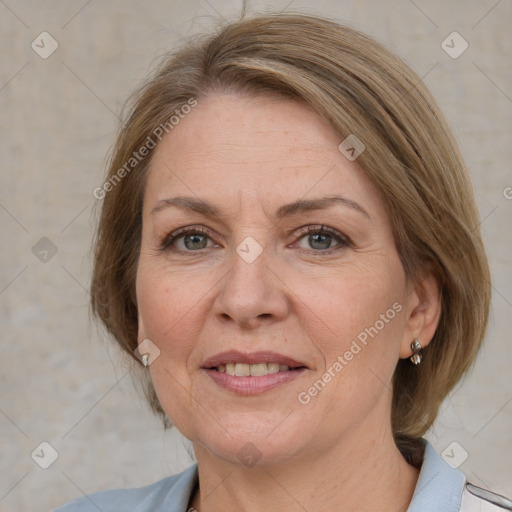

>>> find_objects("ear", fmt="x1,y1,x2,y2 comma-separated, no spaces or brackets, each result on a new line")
399,268,442,359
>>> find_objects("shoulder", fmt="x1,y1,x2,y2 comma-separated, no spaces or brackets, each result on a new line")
53,463,198,512
460,482,512,511
406,439,512,512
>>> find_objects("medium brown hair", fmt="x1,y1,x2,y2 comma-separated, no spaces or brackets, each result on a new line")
90,12,491,458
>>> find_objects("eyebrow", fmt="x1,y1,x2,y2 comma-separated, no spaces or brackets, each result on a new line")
150,195,370,220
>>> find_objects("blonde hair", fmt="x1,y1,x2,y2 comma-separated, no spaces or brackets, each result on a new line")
91,12,491,459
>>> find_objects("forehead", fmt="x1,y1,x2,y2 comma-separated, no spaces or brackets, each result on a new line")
143,93,382,215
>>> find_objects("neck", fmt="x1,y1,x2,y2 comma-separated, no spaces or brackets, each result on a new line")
189,418,421,512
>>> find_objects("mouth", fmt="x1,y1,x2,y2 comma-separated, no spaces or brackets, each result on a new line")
206,362,307,376
201,349,308,375
201,350,308,393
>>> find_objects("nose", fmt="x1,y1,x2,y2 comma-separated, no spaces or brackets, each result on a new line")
212,245,290,329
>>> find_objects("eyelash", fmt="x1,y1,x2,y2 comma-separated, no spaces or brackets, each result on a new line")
158,224,352,255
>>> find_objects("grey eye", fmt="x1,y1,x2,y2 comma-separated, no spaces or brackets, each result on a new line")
183,233,209,250
296,229,346,251
308,233,334,250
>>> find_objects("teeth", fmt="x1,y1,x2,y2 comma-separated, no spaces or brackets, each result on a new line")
248,363,267,376
221,362,292,376
267,363,281,373
235,363,250,377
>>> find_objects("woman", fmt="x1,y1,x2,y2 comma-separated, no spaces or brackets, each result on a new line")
56,12,511,512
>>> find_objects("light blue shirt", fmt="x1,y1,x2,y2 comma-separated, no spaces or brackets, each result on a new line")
54,440,507,511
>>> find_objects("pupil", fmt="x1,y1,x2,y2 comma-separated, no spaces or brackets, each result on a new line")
185,234,207,250
310,233,331,250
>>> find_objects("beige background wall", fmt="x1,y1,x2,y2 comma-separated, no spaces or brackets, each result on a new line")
0,0,511,510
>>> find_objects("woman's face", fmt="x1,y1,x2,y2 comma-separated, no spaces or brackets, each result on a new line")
136,93,420,465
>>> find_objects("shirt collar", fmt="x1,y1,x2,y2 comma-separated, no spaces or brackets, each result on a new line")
140,462,198,512
407,439,466,512
154,439,466,512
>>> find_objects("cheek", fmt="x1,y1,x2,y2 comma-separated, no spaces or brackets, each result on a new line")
136,264,203,363
293,261,406,413
294,262,405,358
136,265,204,430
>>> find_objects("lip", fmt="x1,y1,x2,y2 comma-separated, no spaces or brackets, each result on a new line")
201,350,308,369
203,367,308,395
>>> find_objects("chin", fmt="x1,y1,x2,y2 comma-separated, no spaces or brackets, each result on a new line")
206,436,304,468
189,418,310,467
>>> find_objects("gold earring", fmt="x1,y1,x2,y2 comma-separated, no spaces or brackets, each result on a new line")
410,339,423,365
